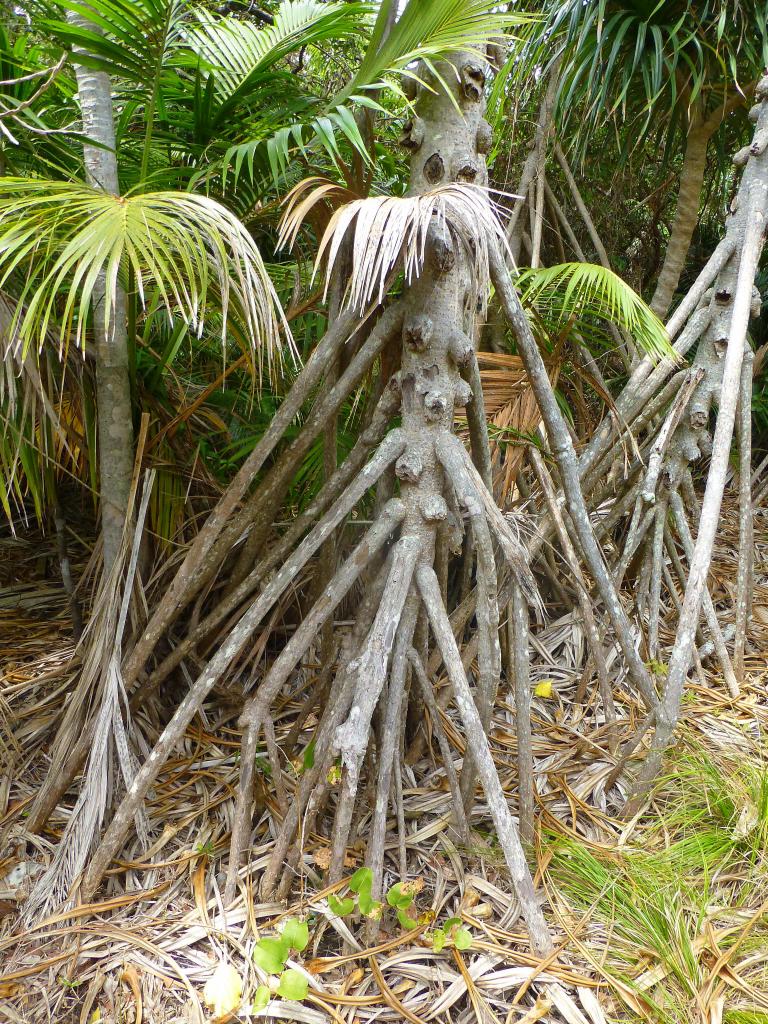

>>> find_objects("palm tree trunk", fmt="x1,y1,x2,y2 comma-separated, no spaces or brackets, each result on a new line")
69,13,134,569
650,120,710,318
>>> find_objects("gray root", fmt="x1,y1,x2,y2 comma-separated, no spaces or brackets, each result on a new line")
367,593,420,899
734,349,754,682
489,241,658,711
330,537,421,881
122,301,402,689
141,374,403,698
668,495,739,697
417,564,552,956
529,447,615,726
225,500,408,902
509,581,535,845
79,437,406,902
408,648,469,842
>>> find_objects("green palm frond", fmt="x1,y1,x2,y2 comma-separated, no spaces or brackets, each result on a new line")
280,180,510,312
184,2,371,109
215,0,530,192
41,0,188,85
0,178,289,372
337,0,529,106
185,1,373,177
41,0,191,180
522,0,768,154
518,261,675,362
218,106,370,192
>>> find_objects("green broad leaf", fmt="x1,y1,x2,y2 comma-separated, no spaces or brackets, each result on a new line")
358,893,382,919
453,928,473,950
252,937,289,974
386,883,414,910
277,968,309,1001
302,739,316,771
281,919,309,953
251,985,271,1014
443,917,462,928
397,908,419,930
432,928,446,953
349,867,373,893
328,894,355,917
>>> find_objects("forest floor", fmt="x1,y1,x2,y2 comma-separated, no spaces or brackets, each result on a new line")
0,493,767,1024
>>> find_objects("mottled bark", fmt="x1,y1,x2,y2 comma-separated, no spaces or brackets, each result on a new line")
69,11,133,569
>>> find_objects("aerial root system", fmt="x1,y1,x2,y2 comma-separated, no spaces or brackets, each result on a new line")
223,425,553,954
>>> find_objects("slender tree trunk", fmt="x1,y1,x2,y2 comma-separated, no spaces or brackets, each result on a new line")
734,348,754,682
69,12,133,568
507,61,560,264
650,119,711,318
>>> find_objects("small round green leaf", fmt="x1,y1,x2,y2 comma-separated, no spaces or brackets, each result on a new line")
251,985,270,1014
253,937,289,974
349,866,373,894
281,918,309,952
277,968,309,1001
397,908,419,930
328,894,355,917
453,927,472,950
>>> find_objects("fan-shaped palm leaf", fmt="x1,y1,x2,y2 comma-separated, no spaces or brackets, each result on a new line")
0,178,290,373
518,261,675,363
41,0,188,87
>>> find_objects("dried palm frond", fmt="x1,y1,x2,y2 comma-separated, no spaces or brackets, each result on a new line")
462,351,559,506
278,179,513,311
23,471,155,919
0,294,91,527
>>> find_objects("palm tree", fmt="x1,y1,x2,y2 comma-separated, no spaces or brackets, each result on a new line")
67,9,134,569
526,0,768,317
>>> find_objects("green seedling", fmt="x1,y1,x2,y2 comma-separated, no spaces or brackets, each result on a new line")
251,917,310,1013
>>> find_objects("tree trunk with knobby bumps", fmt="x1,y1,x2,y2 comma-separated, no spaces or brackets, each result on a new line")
74,47,554,956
